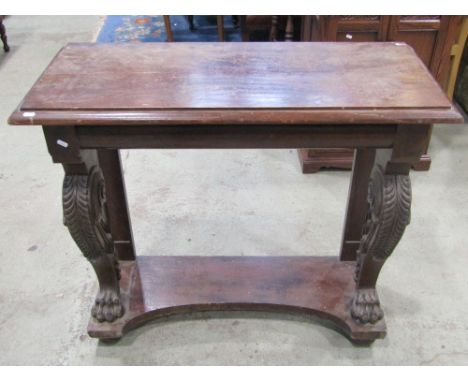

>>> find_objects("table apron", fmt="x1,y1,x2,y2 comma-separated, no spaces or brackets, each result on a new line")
76,125,397,149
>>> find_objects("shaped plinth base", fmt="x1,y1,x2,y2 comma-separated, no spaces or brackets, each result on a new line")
88,256,386,343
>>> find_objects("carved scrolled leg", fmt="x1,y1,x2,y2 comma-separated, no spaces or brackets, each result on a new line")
63,165,124,322
351,159,412,324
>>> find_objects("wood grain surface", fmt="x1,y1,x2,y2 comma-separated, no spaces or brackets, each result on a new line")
87,256,386,342
9,42,462,126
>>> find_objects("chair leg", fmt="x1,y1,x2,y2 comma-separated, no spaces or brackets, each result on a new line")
269,16,279,41
0,18,9,52
163,15,174,42
232,16,239,29
187,16,194,31
217,16,225,41
285,16,294,41
239,16,249,41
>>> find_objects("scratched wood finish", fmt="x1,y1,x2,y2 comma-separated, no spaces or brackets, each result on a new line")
88,256,386,342
9,42,461,126
9,42,464,344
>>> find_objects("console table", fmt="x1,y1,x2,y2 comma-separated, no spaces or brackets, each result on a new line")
9,42,462,344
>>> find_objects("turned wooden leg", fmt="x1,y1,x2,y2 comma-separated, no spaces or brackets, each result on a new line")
239,16,249,42
0,17,9,52
63,157,124,322
163,15,173,42
232,16,239,29
285,16,294,41
217,16,225,41
351,149,411,324
269,16,279,41
187,16,194,31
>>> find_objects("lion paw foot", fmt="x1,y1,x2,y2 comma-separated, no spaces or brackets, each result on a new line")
91,289,124,322
351,288,383,324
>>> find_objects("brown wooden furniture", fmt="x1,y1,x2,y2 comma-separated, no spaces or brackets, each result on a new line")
9,42,462,344
164,15,226,42
239,16,272,41
453,18,468,113
448,17,468,101
240,16,296,42
162,15,173,42
0,16,9,52
300,16,464,173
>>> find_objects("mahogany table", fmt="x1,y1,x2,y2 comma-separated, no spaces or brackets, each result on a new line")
9,42,462,344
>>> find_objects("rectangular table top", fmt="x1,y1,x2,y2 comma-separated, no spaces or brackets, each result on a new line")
9,42,462,126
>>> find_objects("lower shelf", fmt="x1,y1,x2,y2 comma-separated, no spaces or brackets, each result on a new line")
88,256,386,343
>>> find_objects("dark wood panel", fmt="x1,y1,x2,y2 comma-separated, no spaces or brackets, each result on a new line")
337,32,380,42
392,31,437,66
387,16,463,90
76,125,397,149
298,148,356,172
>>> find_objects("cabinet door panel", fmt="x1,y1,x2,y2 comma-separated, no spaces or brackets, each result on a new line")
336,16,390,41
304,16,390,42
392,31,438,66
387,16,462,88
387,16,441,67
336,31,380,42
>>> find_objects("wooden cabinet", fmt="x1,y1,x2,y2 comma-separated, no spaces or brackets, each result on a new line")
305,16,390,42
387,16,462,90
300,16,463,173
